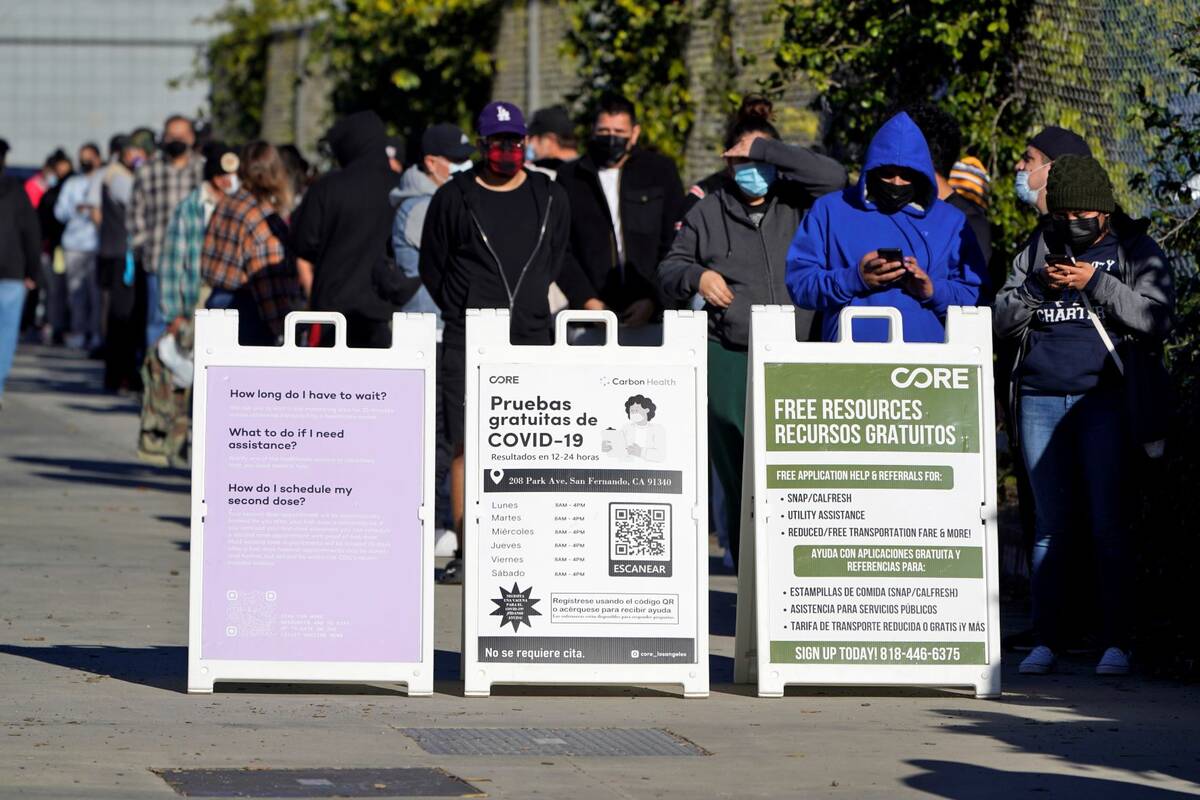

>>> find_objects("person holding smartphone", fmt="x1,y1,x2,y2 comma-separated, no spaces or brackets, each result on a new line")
785,111,987,343
994,155,1175,676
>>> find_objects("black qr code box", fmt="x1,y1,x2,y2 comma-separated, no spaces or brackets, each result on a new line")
609,503,672,577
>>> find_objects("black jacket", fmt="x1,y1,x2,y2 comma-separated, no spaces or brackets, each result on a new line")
555,148,683,312
0,174,41,284
419,169,570,347
291,111,395,321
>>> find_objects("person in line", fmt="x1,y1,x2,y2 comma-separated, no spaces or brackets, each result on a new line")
391,123,475,328
785,111,986,343
657,104,847,565
556,93,683,344
54,142,103,351
33,151,74,345
290,111,399,348
681,94,779,218
96,135,149,393
277,144,313,212
138,142,240,467
994,155,1174,677
525,105,579,177
386,134,407,175
23,150,68,210
0,138,41,409
390,122,474,556
201,141,302,347
130,115,203,350
85,134,129,356
1015,126,1092,223
419,100,571,584
903,104,992,265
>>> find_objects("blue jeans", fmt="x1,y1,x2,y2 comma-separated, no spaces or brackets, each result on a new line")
0,280,29,400
1019,386,1130,651
145,272,166,348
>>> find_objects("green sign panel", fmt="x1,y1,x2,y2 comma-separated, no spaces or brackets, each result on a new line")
794,545,983,579
764,363,981,453
767,464,954,490
769,641,986,665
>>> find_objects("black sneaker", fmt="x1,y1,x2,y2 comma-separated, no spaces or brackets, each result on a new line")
438,558,463,585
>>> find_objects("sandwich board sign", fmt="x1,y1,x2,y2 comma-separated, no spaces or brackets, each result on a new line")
734,306,1000,698
463,309,709,697
189,310,436,696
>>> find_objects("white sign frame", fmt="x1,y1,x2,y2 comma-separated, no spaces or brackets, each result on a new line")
734,305,1001,698
188,310,437,696
463,309,709,698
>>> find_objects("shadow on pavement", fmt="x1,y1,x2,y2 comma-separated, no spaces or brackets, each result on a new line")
904,759,1191,799
11,455,187,493
924,706,1200,787
63,402,139,415
0,644,187,693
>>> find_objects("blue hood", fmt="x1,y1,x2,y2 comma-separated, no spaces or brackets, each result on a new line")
858,112,937,214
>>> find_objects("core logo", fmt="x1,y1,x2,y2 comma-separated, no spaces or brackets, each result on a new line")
890,366,971,390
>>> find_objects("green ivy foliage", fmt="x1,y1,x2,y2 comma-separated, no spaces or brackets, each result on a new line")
199,0,500,150
563,0,694,166
764,0,1035,263
317,0,502,149
200,0,312,143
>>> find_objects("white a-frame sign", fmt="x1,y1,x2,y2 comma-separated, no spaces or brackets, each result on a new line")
463,309,709,697
189,310,436,696
734,306,1001,698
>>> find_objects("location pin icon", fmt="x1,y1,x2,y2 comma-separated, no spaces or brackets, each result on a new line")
490,469,505,484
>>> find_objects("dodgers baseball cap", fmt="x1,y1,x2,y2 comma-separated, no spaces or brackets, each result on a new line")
421,123,474,161
478,101,526,137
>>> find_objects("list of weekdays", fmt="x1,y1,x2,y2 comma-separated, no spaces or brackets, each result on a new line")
475,363,698,665
763,363,989,667
201,366,425,663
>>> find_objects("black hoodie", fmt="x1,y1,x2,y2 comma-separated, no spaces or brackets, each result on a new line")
291,111,395,321
0,173,41,283
419,169,570,348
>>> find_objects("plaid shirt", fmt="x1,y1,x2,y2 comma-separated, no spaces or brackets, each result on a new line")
157,185,211,324
129,154,203,274
201,188,303,336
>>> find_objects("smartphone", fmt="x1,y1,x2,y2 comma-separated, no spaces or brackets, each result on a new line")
1045,254,1075,268
878,248,903,264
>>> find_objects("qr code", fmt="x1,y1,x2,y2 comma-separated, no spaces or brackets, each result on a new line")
224,589,278,638
609,503,671,561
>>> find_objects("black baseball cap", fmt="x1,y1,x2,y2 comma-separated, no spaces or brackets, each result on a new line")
421,123,474,161
1028,126,1092,160
529,106,574,138
202,141,239,182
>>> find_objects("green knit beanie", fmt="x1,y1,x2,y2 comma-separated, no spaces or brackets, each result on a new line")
1046,154,1115,213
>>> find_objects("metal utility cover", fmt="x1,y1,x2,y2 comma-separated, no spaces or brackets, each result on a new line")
155,767,484,797
401,728,708,757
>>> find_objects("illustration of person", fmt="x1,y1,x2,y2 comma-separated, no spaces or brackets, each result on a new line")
603,394,666,462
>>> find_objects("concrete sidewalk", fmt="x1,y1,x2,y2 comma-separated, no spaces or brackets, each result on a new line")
1,344,1198,799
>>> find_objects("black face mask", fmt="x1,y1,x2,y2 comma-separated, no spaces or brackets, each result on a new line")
587,134,630,168
1052,216,1104,253
867,172,916,214
162,140,189,159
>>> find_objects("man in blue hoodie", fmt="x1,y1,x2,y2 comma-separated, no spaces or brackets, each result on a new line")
785,112,986,342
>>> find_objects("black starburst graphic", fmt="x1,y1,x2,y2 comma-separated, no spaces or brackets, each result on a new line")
490,583,541,631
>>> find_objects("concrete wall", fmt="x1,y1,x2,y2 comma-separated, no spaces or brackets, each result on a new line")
259,23,331,159
0,0,224,168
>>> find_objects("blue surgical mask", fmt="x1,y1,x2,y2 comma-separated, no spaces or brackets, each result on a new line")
1015,162,1049,208
524,144,537,163
733,162,777,198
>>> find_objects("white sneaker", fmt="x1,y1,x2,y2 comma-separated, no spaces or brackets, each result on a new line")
1019,645,1056,674
434,528,459,558
1096,647,1130,676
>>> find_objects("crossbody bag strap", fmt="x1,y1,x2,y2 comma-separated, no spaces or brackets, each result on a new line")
1078,292,1125,376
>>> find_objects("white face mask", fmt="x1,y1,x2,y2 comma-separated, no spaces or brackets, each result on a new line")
449,160,473,174
223,174,239,195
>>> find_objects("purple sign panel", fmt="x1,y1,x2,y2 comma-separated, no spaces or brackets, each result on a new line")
201,366,424,662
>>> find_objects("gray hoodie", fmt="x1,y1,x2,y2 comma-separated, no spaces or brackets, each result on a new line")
657,138,847,349
390,163,442,320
